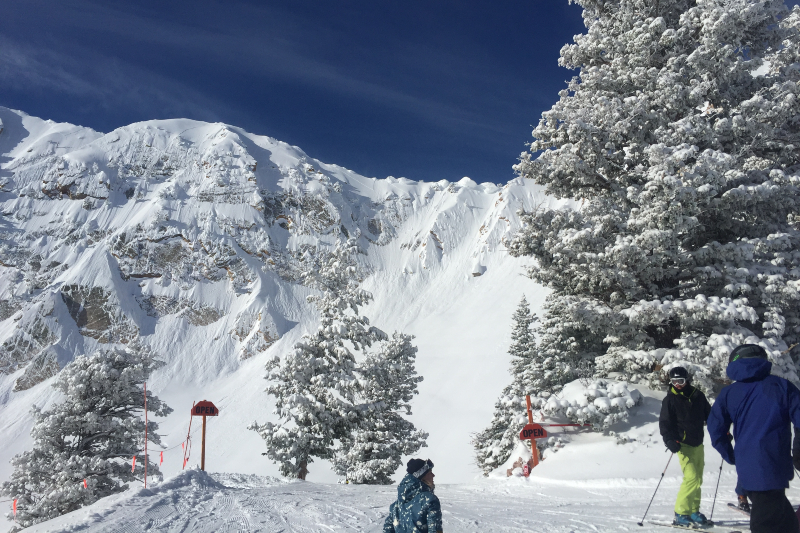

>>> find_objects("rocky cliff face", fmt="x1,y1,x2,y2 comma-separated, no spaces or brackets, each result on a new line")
0,108,555,393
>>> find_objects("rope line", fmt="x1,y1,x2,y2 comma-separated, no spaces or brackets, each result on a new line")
131,423,202,456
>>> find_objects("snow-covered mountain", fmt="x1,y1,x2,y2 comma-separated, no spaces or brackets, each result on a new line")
2,110,798,533
0,107,567,486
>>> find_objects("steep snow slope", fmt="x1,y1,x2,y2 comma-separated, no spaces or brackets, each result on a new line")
0,107,566,487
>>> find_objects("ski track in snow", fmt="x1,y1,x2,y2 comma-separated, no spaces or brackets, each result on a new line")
16,469,771,533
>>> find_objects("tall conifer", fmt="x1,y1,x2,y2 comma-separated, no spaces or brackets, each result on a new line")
509,0,800,394
333,333,427,484
252,240,425,481
473,296,537,475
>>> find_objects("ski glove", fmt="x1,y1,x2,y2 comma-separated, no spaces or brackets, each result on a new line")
666,440,681,453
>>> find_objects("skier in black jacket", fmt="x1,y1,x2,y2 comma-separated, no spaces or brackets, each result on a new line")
659,366,712,527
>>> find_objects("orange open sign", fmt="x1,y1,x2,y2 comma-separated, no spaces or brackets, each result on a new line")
192,400,219,416
519,423,548,440
190,400,219,472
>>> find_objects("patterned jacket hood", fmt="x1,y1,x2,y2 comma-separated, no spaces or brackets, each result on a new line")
397,472,430,503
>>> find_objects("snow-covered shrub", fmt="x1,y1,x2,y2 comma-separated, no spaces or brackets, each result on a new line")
535,380,643,428
1,342,171,528
508,0,800,394
542,435,568,453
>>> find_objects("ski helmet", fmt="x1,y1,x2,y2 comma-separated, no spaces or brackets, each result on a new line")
668,366,690,383
728,344,768,364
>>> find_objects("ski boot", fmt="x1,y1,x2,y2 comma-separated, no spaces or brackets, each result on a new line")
689,512,710,528
673,513,694,527
738,495,751,513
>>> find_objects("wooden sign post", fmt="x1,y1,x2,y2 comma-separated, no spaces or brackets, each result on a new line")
191,400,219,471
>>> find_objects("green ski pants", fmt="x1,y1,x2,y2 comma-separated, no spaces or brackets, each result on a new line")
675,443,705,515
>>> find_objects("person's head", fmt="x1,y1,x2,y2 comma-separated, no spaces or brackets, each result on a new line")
729,344,768,364
407,458,434,486
668,366,690,390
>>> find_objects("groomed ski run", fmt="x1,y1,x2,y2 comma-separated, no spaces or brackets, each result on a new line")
12,468,766,533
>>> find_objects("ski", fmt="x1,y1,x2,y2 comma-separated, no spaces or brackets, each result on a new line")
727,503,750,517
648,520,745,532
648,520,713,530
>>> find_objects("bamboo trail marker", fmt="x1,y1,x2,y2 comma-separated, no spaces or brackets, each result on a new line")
191,400,219,471
182,403,195,470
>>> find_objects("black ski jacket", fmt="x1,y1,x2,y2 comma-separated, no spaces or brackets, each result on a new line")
659,385,711,448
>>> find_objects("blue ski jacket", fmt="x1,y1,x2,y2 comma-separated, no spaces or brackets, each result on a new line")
383,474,443,533
707,358,800,491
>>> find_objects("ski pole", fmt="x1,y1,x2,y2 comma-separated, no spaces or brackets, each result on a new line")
709,457,724,521
637,453,674,526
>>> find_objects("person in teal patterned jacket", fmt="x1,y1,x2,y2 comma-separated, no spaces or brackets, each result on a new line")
384,459,443,533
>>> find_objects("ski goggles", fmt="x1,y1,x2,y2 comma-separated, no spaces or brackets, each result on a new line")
670,377,687,386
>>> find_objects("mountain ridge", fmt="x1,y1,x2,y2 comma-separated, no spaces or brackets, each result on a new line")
0,106,562,483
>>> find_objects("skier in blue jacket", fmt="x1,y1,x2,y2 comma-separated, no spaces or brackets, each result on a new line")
708,344,800,533
384,459,443,533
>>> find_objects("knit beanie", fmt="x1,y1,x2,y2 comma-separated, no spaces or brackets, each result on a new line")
406,458,434,478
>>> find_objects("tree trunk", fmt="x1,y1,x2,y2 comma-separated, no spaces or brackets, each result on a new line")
297,460,308,480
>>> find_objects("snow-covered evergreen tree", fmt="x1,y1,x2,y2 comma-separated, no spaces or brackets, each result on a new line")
473,296,538,476
525,295,606,394
250,239,387,479
333,333,428,484
507,296,538,393
509,0,800,395
1,342,171,528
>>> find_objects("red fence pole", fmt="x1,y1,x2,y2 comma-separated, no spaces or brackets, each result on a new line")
144,382,148,489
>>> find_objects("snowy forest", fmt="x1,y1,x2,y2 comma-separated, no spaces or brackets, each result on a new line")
0,0,799,530
475,0,800,476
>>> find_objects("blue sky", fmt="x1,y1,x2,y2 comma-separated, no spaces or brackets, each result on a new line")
0,0,588,183
5,1,786,184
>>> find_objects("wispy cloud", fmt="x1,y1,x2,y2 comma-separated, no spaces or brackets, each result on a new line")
0,0,526,139
0,40,99,97
0,36,237,131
